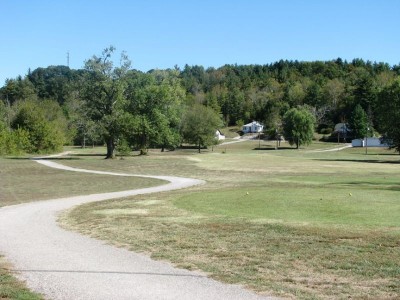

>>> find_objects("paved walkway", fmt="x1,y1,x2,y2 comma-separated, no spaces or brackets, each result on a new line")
0,157,275,300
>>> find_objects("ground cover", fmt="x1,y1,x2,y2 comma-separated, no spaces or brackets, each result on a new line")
0,154,165,207
0,256,43,300
60,142,400,299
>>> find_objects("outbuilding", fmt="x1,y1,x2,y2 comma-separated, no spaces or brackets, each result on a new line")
351,137,391,147
215,130,226,140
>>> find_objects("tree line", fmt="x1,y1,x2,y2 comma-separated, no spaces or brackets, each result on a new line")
1,47,400,156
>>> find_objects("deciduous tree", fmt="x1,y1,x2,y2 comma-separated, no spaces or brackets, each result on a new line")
377,79,400,153
181,104,222,153
283,107,315,149
81,46,131,158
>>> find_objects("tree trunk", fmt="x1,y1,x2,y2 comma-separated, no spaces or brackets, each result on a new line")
198,142,201,153
106,137,115,159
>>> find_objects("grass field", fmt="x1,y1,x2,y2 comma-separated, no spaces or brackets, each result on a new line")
57,141,400,299
0,154,165,207
1,141,399,299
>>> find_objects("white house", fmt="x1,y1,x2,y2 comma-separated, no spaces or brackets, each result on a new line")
242,121,263,133
352,137,391,147
215,130,226,140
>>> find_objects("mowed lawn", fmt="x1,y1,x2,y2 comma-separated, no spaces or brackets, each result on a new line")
60,142,400,299
0,155,165,207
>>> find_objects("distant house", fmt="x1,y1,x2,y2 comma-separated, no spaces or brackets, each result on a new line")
215,130,226,140
242,121,263,133
352,137,391,147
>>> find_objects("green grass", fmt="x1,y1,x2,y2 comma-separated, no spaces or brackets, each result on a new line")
174,186,400,228
2,143,400,299
58,142,400,299
0,156,165,207
0,257,43,300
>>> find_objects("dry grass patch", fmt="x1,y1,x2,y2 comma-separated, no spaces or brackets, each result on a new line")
0,157,165,207
62,191,400,299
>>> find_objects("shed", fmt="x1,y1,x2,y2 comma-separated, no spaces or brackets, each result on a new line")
351,137,391,147
215,130,226,140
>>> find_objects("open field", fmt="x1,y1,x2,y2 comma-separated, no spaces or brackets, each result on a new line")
56,141,400,299
0,154,165,207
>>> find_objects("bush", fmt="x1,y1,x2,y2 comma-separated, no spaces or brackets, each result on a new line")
0,128,31,155
320,128,333,135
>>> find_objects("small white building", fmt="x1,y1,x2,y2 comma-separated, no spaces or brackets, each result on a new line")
215,130,226,140
242,121,263,133
352,137,391,147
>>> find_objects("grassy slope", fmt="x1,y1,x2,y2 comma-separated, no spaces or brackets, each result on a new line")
61,142,400,299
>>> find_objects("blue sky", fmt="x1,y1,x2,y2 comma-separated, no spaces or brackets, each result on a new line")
1,0,399,86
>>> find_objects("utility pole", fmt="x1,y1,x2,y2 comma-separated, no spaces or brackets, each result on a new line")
67,51,70,67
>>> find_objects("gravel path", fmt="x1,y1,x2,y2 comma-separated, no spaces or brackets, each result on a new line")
0,157,275,300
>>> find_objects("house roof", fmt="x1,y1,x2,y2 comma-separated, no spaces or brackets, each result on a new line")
243,121,262,127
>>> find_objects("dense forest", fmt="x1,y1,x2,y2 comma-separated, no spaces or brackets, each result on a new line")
1,48,400,156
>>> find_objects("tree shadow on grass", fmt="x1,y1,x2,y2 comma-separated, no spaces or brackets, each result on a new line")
313,158,400,165
328,181,400,191
7,156,81,161
253,147,295,151
69,153,105,157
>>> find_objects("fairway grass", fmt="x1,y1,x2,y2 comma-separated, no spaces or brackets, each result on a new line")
0,156,165,207
60,143,400,299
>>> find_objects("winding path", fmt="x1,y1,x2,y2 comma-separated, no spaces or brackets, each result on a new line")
0,156,274,300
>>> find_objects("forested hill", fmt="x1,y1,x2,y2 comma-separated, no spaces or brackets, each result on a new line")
180,59,399,127
1,57,400,155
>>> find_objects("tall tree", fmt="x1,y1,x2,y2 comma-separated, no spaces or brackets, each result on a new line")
283,107,315,149
81,46,131,158
124,70,185,154
181,104,222,153
377,79,400,153
349,104,368,139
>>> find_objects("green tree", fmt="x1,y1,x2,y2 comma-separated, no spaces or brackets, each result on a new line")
81,46,131,158
181,104,222,153
349,104,368,139
283,107,315,149
11,100,64,153
377,79,400,153
124,71,185,154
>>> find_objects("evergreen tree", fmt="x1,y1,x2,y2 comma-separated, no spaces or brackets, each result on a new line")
349,104,368,139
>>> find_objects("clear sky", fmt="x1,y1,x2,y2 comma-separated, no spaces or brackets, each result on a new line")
1,0,399,86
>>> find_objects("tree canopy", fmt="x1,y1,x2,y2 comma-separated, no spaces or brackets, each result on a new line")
283,107,315,149
181,104,222,153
